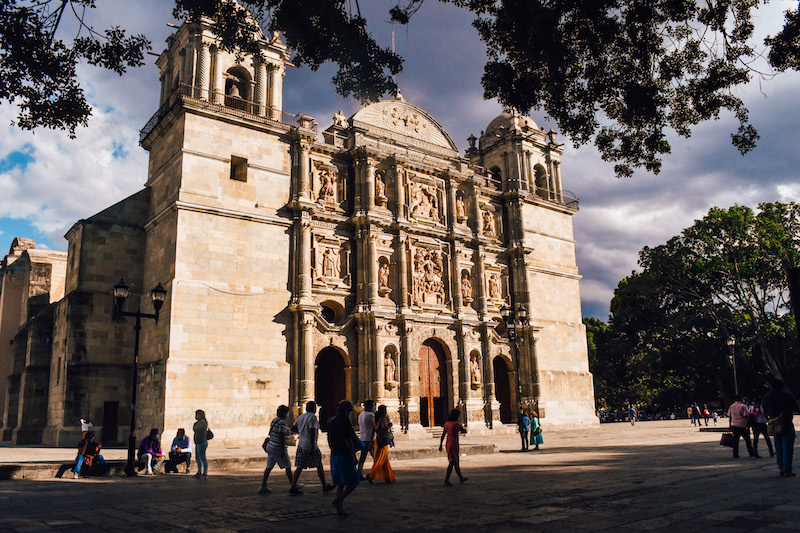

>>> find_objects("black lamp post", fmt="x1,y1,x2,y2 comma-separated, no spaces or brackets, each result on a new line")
500,304,529,412
113,278,167,477
726,336,739,396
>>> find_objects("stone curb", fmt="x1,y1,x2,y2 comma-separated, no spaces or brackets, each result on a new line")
0,443,497,480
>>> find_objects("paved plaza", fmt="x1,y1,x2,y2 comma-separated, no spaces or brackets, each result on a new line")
1,420,799,532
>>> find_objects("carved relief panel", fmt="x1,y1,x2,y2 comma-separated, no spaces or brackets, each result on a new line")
312,161,345,209
411,245,448,306
481,202,501,237
312,236,351,287
408,174,444,224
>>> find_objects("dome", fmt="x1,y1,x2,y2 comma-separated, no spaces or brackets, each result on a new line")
350,99,458,153
484,110,539,136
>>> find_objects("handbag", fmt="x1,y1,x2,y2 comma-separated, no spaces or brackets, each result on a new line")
206,429,214,440
767,413,785,435
531,426,542,437
262,419,278,453
720,432,735,447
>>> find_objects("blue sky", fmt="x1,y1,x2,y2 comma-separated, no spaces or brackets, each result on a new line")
1,0,799,320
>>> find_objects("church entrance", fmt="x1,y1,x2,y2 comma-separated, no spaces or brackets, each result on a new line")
315,348,346,431
493,356,513,423
418,339,447,427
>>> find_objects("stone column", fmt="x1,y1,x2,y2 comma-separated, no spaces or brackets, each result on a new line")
300,313,315,404
397,233,409,311
368,231,379,303
196,41,210,99
255,58,268,117
212,46,224,104
182,34,195,89
401,325,425,437
553,160,562,201
481,327,500,427
446,177,457,229
268,63,283,120
296,137,312,200
365,159,376,209
298,213,313,302
474,248,488,318
451,243,462,312
159,74,167,107
393,165,406,220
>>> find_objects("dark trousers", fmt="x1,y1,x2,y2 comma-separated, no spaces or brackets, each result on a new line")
774,431,795,474
731,426,754,457
520,430,529,450
752,422,774,456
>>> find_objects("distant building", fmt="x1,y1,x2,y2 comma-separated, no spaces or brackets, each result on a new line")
1,14,596,445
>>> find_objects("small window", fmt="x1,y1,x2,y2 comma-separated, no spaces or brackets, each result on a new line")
321,305,336,323
231,155,247,182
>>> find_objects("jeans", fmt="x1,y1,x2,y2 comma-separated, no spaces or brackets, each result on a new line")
752,422,774,456
141,452,165,474
357,440,373,476
75,454,107,475
774,430,796,474
74,454,85,474
520,430,529,449
731,426,753,457
196,441,208,474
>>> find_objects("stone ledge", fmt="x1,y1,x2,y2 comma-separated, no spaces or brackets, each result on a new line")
0,443,497,480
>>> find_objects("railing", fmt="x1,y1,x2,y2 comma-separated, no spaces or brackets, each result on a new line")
531,185,580,210
140,84,317,145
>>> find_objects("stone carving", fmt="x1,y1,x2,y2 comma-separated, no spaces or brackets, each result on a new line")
482,209,496,236
470,354,482,387
455,195,466,222
384,105,427,134
333,110,347,128
318,169,336,203
412,247,446,305
385,352,397,382
410,183,440,221
461,271,473,303
378,261,391,296
321,248,340,278
375,171,387,206
488,273,501,300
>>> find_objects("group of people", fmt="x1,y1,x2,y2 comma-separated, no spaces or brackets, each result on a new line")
687,403,718,426
726,379,798,477
72,409,211,479
517,408,543,451
258,399,470,516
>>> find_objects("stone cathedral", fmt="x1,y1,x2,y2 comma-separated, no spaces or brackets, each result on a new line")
0,15,596,445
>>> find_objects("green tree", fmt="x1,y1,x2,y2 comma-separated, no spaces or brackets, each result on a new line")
2,1,799,174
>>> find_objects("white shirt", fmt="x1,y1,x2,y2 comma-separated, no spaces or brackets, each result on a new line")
295,412,320,450
359,410,375,441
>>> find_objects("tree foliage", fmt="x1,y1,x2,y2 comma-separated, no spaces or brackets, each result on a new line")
2,1,799,174
0,0,149,136
589,202,800,411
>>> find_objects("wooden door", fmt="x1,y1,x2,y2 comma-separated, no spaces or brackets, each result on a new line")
315,348,346,431
419,342,444,427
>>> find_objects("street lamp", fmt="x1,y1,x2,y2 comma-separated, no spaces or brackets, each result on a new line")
112,278,167,477
500,304,529,413
726,336,739,396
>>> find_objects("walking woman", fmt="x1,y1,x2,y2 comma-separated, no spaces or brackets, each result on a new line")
438,409,468,485
750,397,774,457
529,411,543,450
366,405,396,484
193,409,209,479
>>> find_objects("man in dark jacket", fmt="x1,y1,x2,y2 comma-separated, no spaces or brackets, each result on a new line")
762,379,799,477
327,400,362,516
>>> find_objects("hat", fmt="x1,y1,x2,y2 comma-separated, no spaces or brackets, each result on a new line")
337,400,354,413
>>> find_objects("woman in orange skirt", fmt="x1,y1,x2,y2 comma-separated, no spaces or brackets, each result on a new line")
366,405,396,484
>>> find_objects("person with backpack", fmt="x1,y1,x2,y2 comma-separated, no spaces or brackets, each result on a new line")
763,379,799,477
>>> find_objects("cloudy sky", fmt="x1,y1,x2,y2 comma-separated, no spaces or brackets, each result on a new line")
1,0,799,320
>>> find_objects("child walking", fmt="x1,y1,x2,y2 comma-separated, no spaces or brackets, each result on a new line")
438,409,468,485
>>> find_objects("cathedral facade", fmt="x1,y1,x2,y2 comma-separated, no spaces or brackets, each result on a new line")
1,16,596,445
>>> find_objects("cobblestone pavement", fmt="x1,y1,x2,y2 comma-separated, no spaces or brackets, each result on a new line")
1,420,799,532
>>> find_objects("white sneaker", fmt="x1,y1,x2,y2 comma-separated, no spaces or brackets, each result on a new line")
258,486,272,494
73,472,80,479
295,483,304,490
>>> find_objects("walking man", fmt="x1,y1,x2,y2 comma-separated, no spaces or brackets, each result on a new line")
629,405,637,426
258,405,298,494
357,399,375,479
327,400,362,517
727,395,755,458
763,378,799,477
290,401,334,494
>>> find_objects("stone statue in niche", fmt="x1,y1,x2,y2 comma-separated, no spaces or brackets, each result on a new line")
483,209,496,236
321,248,340,278
455,195,466,222
332,110,347,128
318,169,336,203
461,271,473,303
378,262,391,296
410,183,440,221
384,352,397,382
470,355,482,387
488,273,501,300
412,247,446,305
375,171,387,206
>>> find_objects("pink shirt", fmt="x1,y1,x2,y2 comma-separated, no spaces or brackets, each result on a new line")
727,402,749,428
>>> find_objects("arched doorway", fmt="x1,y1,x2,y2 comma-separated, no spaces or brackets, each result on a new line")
315,347,346,431
419,339,448,427
493,356,513,423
